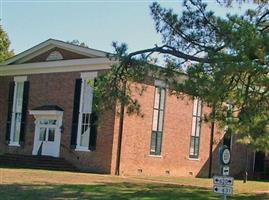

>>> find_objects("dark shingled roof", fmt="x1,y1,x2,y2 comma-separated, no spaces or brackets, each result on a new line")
32,105,64,111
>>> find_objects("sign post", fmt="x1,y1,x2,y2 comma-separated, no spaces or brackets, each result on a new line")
213,145,233,200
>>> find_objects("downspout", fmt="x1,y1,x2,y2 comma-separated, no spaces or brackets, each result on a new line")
243,147,249,183
115,81,126,176
208,106,215,178
252,151,256,173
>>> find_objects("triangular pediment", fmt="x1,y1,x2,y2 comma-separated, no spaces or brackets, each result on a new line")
24,47,90,63
3,39,109,65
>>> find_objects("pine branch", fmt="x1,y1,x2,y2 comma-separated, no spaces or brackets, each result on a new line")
128,45,211,63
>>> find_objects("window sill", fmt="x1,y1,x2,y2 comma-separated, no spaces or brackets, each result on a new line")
8,142,20,147
148,154,162,158
75,146,91,152
188,157,200,161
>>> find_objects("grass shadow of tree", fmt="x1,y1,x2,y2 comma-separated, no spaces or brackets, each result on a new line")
0,182,267,200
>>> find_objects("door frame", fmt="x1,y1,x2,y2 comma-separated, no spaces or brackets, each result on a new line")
30,110,63,157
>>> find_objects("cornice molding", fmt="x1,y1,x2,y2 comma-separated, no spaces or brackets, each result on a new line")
0,58,117,76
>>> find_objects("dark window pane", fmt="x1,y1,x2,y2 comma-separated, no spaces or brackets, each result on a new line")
13,113,22,142
223,134,231,149
190,137,195,155
48,120,57,125
48,128,55,142
195,117,201,137
86,113,90,124
150,131,162,155
158,111,164,131
150,132,157,154
190,136,200,158
160,88,166,110
194,137,200,156
156,132,162,155
39,127,46,141
40,120,48,125
82,114,86,123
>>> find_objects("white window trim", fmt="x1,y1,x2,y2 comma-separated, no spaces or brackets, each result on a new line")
75,72,97,151
8,142,21,147
188,157,200,161
150,85,166,156
75,146,91,152
30,111,63,157
148,155,163,158
14,76,27,82
81,72,97,80
154,80,166,88
29,110,63,116
9,76,27,146
46,51,63,61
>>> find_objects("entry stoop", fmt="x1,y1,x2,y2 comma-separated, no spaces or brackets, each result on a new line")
0,154,78,171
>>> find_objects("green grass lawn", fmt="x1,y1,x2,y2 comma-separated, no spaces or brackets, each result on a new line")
0,168,268,200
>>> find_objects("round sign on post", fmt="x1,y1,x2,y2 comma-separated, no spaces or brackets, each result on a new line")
219,146,231,165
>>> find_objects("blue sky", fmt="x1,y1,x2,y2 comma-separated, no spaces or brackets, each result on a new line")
1,0,255,54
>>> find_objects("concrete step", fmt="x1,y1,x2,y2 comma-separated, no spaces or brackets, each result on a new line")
0,154,78,172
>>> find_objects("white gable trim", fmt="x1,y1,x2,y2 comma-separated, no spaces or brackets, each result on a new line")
16,44,55,64
0,58,117,76
2,39,109,65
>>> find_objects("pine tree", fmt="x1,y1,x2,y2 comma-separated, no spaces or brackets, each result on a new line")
95,1,269,152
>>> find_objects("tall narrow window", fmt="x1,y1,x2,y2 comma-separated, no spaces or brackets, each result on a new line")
223,104,233,150
76,72,96,151
9,76,27,145
150,84,166,155
223,128,232,150
189,98,202,158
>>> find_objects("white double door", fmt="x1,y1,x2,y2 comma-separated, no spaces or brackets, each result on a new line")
32,117,61,157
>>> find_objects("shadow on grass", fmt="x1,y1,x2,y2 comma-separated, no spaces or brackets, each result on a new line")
0,182,267,200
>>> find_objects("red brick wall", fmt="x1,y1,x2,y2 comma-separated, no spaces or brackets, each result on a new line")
0,71,115,173
0,72,253,176
0,76,13,153
112,82,253,177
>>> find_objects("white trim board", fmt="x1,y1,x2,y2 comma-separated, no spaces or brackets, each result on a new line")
81,72,98,80
29,110,64,117
14,76,27,82
0,58,117,76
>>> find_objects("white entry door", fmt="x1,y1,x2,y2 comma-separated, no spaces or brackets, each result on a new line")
32,118,61,157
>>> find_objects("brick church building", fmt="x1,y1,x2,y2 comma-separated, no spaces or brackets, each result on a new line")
0,39,267,178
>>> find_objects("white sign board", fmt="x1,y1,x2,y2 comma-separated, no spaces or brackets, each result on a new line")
213,176,234,186
222,166,230,176
213,185,233,196
221,148,231,165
